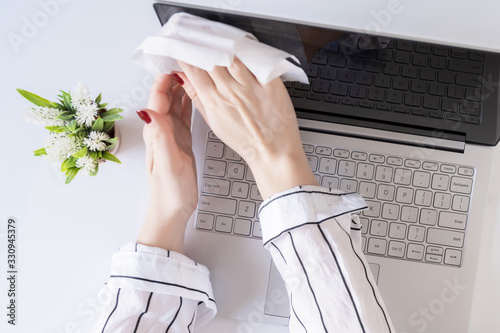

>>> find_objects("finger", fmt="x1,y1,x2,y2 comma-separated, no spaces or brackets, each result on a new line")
139,108,174,174
169,84,185,118
207,65,235,91
176,72,210,127
178,61,215,102
180,93,193,129
227,57,259,87
147,74,176,115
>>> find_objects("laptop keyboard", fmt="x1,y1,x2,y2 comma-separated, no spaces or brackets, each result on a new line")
196,131,474,267
286,40,485,125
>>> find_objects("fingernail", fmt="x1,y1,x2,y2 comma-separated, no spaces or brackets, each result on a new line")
136,110,151,124
172,73,184,85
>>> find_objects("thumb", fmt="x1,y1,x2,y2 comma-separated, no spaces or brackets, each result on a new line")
137,108,172,174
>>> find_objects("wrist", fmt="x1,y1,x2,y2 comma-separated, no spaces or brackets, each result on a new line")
249,150,318,199
137,204,194,253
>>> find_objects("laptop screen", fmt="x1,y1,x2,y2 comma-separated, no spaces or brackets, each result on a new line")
153,2,500,147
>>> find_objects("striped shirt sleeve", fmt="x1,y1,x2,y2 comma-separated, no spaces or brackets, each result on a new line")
93,243,216,332
259,185,395,333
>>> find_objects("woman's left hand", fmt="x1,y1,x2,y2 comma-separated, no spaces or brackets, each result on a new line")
137,74,196,252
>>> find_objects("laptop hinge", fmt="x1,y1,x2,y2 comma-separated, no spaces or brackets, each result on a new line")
297,119,466,153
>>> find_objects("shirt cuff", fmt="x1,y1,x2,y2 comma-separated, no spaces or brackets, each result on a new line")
106,243,216,322
258,185,367,244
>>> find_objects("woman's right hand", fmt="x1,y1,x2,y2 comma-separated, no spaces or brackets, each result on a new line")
177,59,318,199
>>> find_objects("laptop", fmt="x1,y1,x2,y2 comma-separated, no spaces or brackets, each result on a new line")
153,2,500,332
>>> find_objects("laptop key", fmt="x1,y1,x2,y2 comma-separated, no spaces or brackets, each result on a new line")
456,73,482,87
420,68,436,81
407,243,425,260
427,228,465,247
196,213,215,230
199,196,237,215
319,67,338,80
433,192,451,209
204,159,226,177
252,221,262,238
227,162,245,180
331,82,349,96
202,178,230,196
206,141,224,158
234,218,252,236
463,115,480,124
374,75,392,88
438,211,467,230
444,249,462,266
238,201,256,218
450,176,473,194
367,238,387,255
452,195,470,212
215,216,233,233
408,225,425,242
389,223,407,239
448,59,483,75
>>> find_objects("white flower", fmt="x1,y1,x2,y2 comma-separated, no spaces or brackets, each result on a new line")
83,131,110,151
44,132,83,163
76,155,97,174
24,106,65,126
70,82,91,108
75,102,99,127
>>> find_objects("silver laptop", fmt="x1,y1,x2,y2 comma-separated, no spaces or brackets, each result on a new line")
154,2,500,332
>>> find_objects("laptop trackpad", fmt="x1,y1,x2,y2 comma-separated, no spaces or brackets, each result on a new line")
264,262,290,318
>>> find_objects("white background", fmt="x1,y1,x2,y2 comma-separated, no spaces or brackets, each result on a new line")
1,0,499,332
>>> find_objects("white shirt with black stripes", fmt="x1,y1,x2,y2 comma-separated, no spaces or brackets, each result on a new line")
94,185,395,332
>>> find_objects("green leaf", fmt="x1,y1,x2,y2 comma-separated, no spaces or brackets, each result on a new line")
33,147,47,156
88,163,99,176
50,102,66,110
45,126,68,133
61,156,77,172
98,151,103,158
91,117,104,131
98,103,108,108
89,151,98,160
101,114,123,122
104,137,117,144
64,167,81,184
102,121,115,133
60,90,73,112
95,93,102,105
16,89,54,107
101,108,123,117
101,151,121,164
57,111,75,121
72,147,88,158
66,120,77,132
104,137,118,151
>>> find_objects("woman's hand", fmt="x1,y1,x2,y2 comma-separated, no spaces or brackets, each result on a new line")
136,74,196,253
177,59,318,199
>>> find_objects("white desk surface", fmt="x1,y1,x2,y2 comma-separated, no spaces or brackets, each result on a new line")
1,0,499,332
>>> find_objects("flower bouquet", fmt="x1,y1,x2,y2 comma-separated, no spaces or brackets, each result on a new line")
19,83,123,184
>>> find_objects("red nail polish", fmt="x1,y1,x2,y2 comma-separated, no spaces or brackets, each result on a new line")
136,110,151,124
172,73,184,85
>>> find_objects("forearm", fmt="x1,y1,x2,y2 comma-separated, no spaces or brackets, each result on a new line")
94,243,216,332
259,186,395,333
